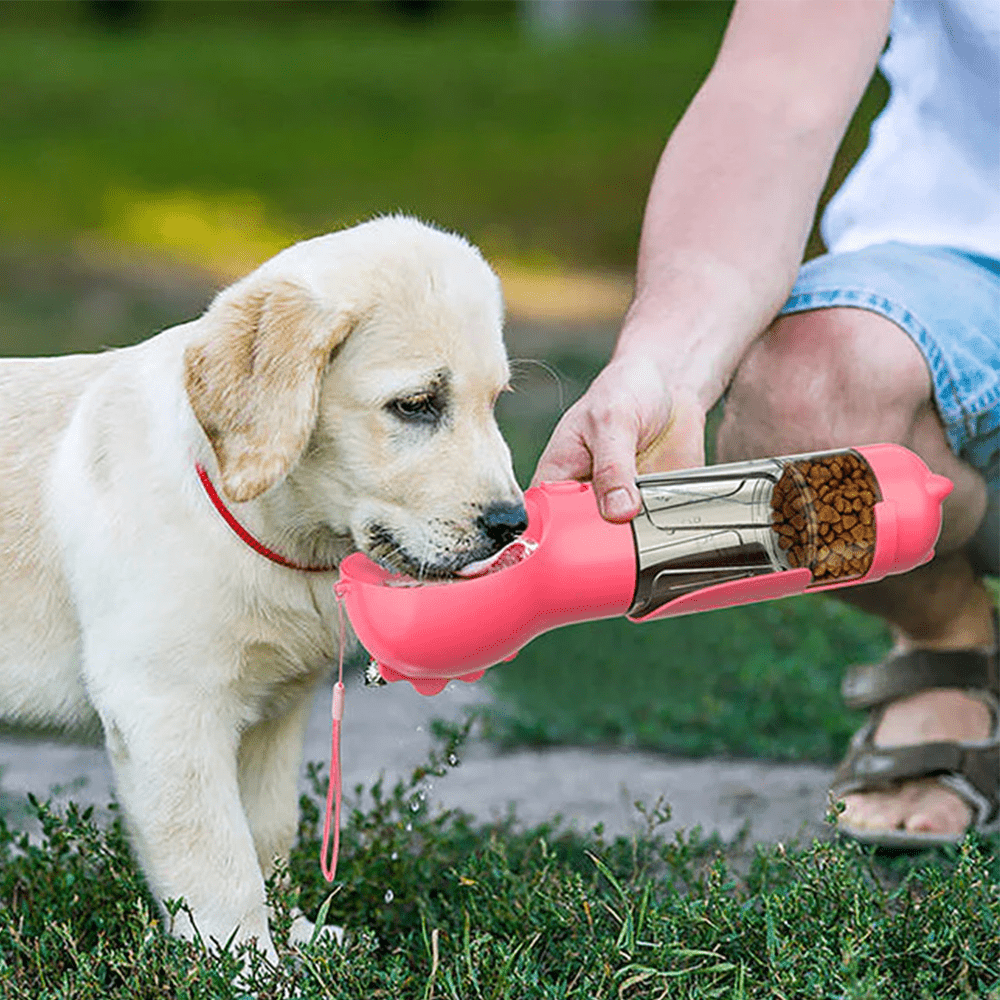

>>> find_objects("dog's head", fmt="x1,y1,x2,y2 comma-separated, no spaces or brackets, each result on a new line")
184,216,525,578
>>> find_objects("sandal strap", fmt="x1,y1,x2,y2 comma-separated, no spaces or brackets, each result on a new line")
842,646,998,709
832,611,1000,829
831,739,1000,825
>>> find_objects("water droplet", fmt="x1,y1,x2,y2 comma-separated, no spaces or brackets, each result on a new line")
448,753,459,766
405,822,412,832
410,797,421,811
384,889,394,904
391,851,398,860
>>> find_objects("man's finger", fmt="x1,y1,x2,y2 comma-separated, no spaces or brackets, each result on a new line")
587,416,642,522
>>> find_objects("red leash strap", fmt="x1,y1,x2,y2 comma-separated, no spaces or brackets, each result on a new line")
321,592,348,882
194,462,347,881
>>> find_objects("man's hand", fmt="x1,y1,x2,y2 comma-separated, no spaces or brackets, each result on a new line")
531,355,705,522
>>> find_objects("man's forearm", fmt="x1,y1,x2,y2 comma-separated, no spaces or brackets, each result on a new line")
617,0,893,410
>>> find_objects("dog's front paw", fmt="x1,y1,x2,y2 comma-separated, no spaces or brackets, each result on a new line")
288,909,345,948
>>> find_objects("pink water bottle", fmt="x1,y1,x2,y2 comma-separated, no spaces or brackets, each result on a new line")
335,444,952,695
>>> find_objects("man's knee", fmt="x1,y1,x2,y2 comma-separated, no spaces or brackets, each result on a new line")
716,308,932,462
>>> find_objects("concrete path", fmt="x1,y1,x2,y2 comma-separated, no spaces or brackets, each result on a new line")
0,674,836,850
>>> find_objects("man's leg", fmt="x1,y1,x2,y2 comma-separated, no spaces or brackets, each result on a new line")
716,306,994,837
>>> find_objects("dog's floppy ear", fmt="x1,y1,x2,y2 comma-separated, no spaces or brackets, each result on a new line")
184,278,354,503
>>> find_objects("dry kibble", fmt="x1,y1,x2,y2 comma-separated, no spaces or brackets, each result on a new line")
770,451,880,583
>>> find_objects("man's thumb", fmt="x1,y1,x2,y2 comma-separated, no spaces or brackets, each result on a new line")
590,435,641,523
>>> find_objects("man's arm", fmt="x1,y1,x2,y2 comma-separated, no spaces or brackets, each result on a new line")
623,0,894,406
533,0,893,520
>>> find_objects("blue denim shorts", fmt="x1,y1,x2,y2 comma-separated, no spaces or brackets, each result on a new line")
779,242,999,576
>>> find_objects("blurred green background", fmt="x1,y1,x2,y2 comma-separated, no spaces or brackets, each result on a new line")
1,0,735,274
2,0,906,763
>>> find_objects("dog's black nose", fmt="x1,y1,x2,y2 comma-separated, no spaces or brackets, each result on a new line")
478,502,528,549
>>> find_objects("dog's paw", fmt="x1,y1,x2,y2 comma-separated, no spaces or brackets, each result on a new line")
288,909,345,948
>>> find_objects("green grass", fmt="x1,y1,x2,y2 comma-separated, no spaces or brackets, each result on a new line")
1,726,997,998
478,594,892,764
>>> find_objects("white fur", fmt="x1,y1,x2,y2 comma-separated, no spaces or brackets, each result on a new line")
0,216,521,958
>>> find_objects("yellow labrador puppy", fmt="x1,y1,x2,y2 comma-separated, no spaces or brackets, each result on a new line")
0,216,524,958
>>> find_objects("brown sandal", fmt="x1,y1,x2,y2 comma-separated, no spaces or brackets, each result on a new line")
829,609,999,848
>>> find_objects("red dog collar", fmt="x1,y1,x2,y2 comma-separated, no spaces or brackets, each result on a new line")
195,463,337,573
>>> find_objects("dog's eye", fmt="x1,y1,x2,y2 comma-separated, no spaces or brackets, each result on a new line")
388,393,440,423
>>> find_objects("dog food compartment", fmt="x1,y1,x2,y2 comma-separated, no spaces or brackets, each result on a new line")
772,449,882,588
628,449,881,618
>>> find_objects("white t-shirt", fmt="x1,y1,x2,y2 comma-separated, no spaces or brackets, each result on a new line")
822,0,1000,259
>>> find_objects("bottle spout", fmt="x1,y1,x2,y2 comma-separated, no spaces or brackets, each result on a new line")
926,473,953,503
